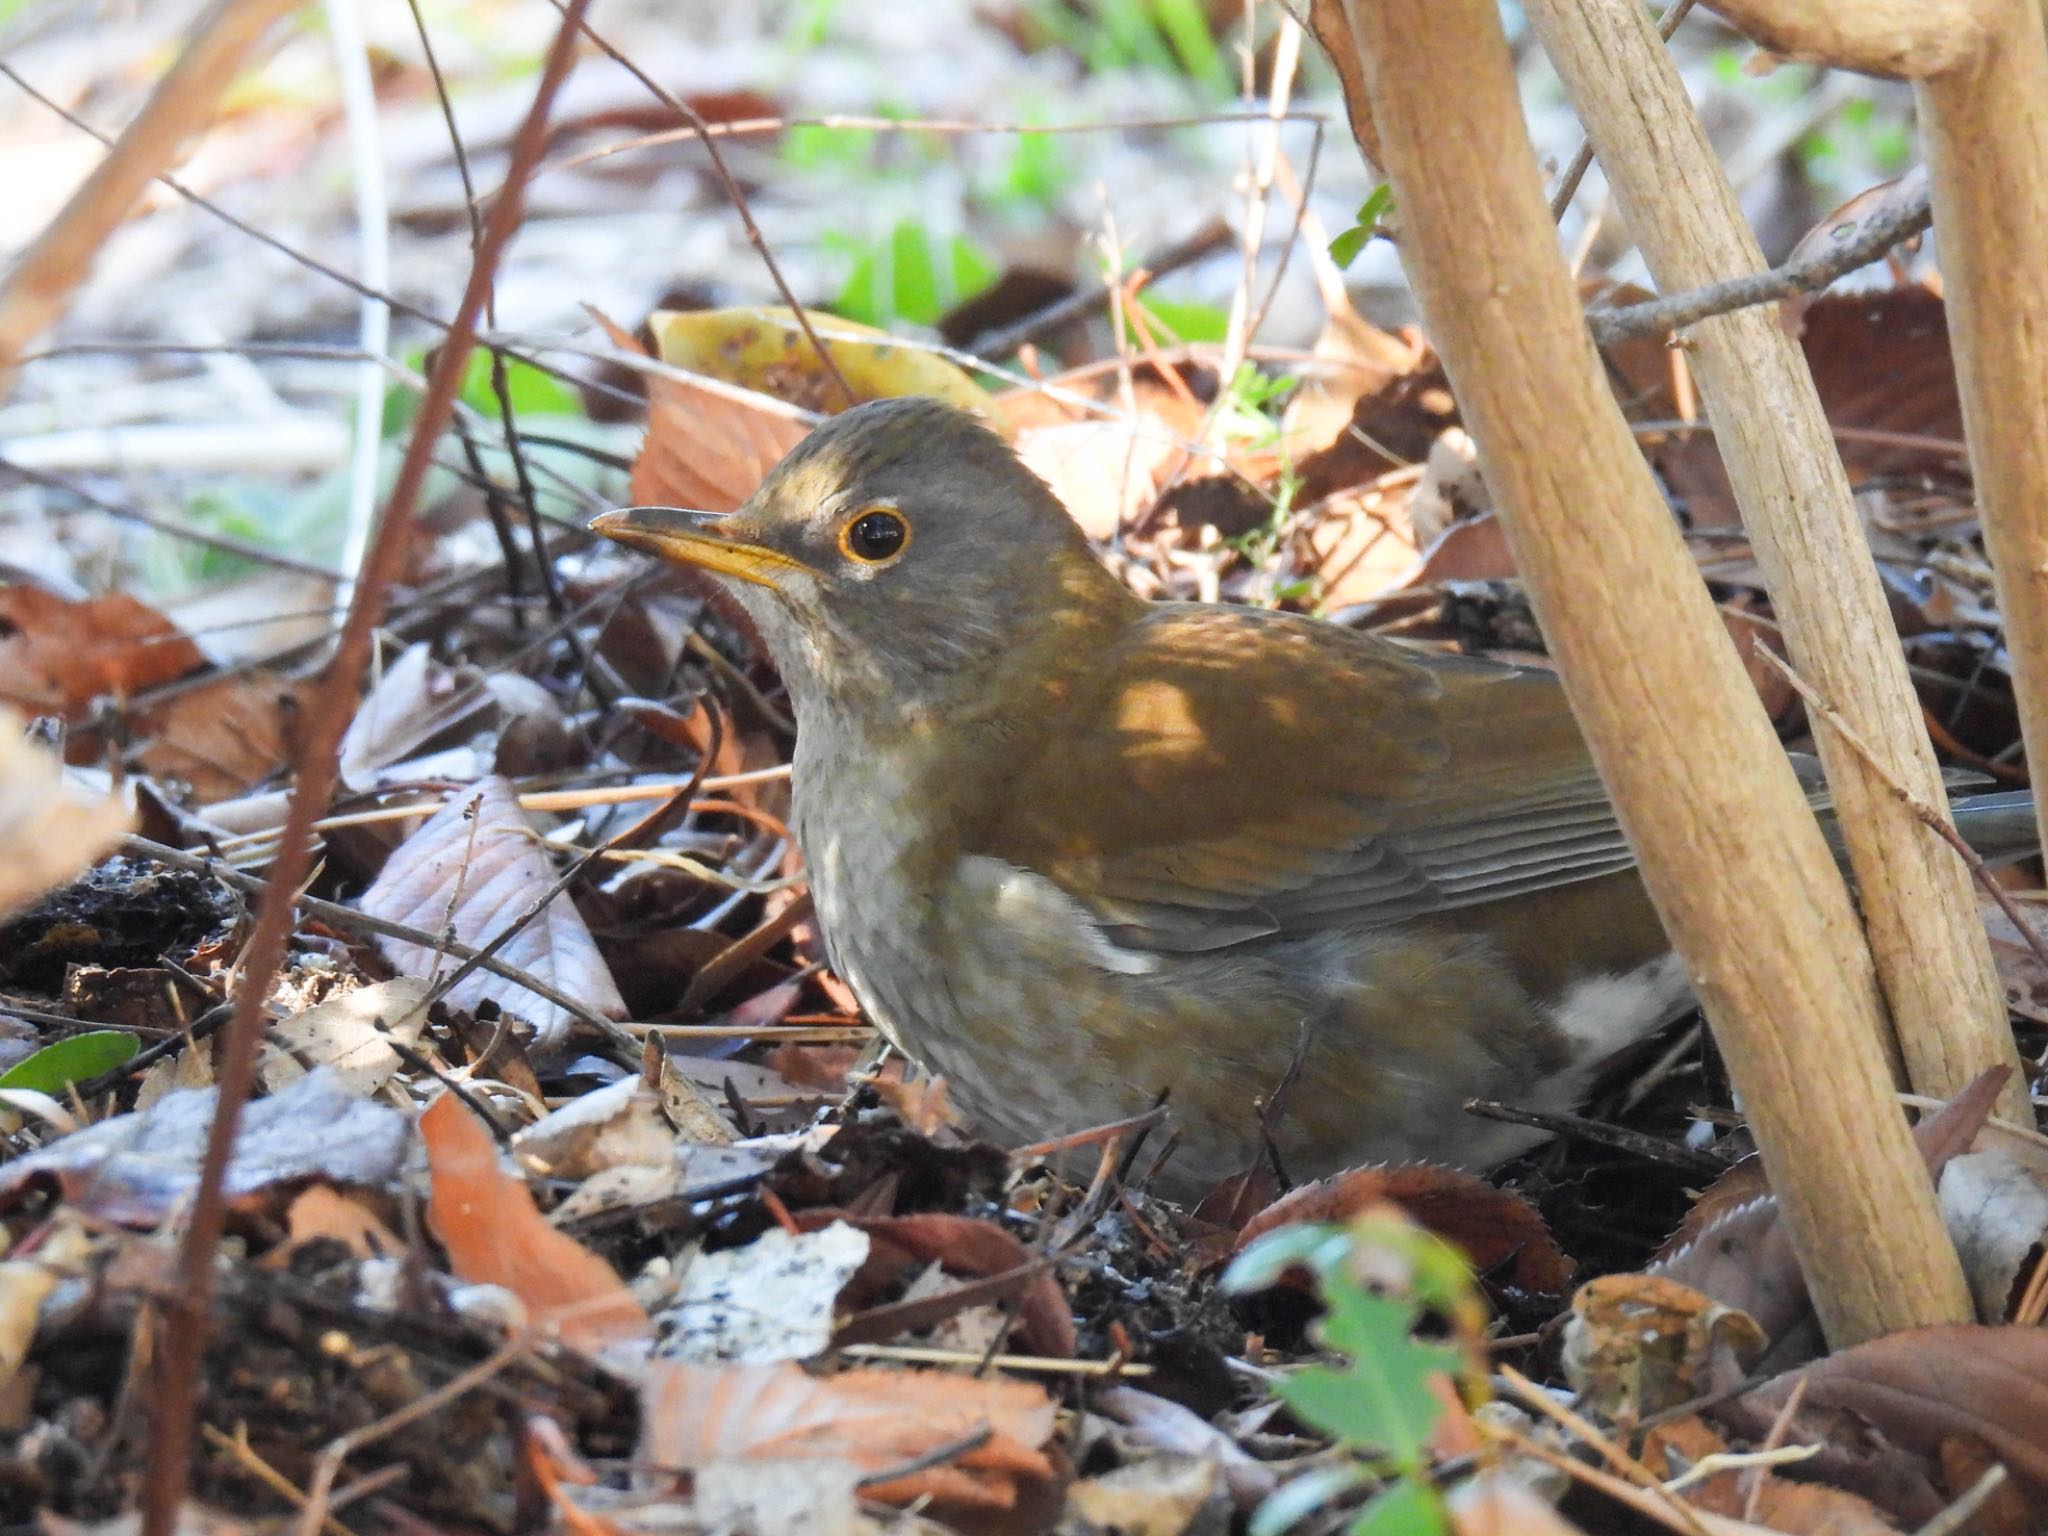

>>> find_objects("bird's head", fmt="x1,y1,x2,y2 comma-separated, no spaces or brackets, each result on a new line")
590,396,1128,721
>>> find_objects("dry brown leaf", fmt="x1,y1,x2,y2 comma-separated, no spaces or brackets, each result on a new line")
357,774,625,1053
513,1074,678,1181
420,1089,651,1355
0,585,203,714
1720,1324,2048,1503
0,708,132,919
1012,419,1178,540
0,1069,410,1225
1643,1418,1896,1536
796,1209,1076,1359
1235,1164,1574,1295
130,668,304,804
590,310,812,516
277,1185,403,1261
258,976,430,1097
641,1357,1058,1518
1657,1068,2009,1363
1561,1273,1766,1421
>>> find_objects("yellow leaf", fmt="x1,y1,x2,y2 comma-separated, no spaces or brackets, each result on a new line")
648,307,994,419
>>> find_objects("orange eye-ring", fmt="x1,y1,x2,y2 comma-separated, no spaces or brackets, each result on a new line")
838,506,910,563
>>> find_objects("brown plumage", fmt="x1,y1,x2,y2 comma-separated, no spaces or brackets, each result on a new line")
591,397,2023,1193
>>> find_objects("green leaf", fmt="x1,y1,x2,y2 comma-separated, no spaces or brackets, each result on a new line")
0,1031,139,1094
1329,184,1395,270
1139,294,1231,344
457,351,581,418
1223,1221,1351,1292
1351,1478,1449,1536
1283,1272,1461,1465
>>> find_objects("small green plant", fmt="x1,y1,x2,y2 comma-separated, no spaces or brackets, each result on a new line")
1222,1211,1486,1536
1329,183,1395,270
1021,0,1233,98
825,220,999,330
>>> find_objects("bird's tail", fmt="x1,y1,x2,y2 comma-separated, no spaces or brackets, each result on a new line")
1952,790,2038,866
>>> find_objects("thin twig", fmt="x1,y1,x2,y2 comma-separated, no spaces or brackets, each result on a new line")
1548,0,1698,221
1757,649,2048,978
553,1,855,407
1910,1463,2009,1536
138,16,592,1531
1589,172,1932,343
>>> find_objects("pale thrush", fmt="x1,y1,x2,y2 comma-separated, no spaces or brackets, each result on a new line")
591,396,2031,1192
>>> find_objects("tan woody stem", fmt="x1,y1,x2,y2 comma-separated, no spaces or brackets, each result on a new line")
1524,0,2027,1121
1332,0,1973,1346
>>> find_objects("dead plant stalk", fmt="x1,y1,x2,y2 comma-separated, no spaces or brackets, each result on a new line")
1325,0,1972,1346
137,7,595,1534
1524,0,2025,1119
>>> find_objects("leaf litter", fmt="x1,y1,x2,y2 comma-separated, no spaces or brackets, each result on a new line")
0,5,2044,1534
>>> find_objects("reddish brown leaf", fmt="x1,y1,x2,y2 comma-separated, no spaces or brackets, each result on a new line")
1722,1325,2048,1501
133,669,304,803
0,585,204,715
1235,1165,1575,1295
420,1090,650,1355
795,1209,1076,1358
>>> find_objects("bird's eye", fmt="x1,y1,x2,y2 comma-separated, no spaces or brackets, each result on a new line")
839,507,910,564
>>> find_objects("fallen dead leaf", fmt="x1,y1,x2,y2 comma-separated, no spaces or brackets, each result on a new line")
420,1089,651,1356
1561,1273,1766,1421
653,1221,870,1364
0,708,132,920
1718,1324,2048,1504
1235,1164,1574,1295
798,1209,1076,1359
0,1069,409,1225
358,774,626,1053
258,976,430,1097
0,585,203,715
641,1357,1059,1520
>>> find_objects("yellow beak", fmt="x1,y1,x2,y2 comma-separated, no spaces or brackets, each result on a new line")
586,507,805,591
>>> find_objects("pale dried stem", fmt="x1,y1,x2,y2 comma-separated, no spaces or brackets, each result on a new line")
1334,0,1972,1345
1527,0,2024,1119
0,0,300,395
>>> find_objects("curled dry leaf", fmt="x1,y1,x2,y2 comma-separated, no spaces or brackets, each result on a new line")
1657,1066,2009,1364
1642,1417,1895,1536
0,708,132,920
641,1356,1059,1519
514,1074,680,1181
420,1089,651,1356
358,774,626,1053
1560,1273,1766,1421
0,586,203,715
339,641,489,792
1234,1164,1574,1295
0,1069,410,1225
1940,1149,2048,1321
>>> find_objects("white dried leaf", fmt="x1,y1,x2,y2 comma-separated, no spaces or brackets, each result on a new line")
653,1221,869,1364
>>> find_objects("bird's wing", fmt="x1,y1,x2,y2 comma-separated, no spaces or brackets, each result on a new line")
972,604,1639,954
